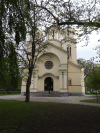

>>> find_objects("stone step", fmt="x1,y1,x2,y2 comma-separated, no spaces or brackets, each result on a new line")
30,91,68,97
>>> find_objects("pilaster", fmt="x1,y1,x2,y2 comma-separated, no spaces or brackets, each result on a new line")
64,71,67,89
34,71,38,90
60,71,62,89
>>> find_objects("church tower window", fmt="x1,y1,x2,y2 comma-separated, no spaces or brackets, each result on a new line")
67,46,71,58
53,30,54,39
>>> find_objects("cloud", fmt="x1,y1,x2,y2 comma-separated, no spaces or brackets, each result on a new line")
77,31,100,60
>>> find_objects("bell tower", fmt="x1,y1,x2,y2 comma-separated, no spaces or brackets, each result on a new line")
46,26,77,65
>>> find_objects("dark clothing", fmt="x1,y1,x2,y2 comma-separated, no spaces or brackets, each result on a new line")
49,87,51,93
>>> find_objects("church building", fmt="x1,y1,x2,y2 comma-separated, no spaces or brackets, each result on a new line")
21,26,85,96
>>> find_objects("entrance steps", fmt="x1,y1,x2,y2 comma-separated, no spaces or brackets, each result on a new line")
30,91,68,97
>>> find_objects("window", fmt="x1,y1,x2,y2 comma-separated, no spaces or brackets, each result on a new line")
50,29,55,39
53,31,54,39
68,79,72,86
67,46,71,57
45,61,53,69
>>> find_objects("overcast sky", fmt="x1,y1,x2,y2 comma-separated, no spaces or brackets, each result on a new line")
77,31,100,62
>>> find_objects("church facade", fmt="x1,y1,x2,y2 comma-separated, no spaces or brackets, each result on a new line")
21,26,85,96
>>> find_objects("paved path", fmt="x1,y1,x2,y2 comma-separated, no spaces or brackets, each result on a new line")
0,95,100,107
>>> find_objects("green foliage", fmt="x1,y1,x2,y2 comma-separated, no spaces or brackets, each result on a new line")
51,4,57,9
60,12,65,16
0,0,29,46
78,58,100,92
0,42,22,91
0,0,30,92
87,67,100,90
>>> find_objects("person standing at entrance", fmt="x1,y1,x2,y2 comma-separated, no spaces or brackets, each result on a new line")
49,87,51,93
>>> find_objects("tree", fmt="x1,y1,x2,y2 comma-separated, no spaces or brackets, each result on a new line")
0,42,21,93
17,1,56,102
1,0,100,102
78,57,100,102
0,0,58,102
87,65,100,102
44,0,100,44
56,0,100,27
0,0,30,92
78,58,93,91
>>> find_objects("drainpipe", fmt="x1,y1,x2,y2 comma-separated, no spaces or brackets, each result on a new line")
67,25,69,95
67,50,69,94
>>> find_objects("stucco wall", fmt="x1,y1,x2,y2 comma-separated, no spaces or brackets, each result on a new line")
68,86,82,93
37,52,60,77
21,26,84,95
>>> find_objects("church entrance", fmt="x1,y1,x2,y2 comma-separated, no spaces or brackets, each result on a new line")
44,77,53,91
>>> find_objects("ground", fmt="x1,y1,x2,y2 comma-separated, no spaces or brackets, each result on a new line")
0,98,100,133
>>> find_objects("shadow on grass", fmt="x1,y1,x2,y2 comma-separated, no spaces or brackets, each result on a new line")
0,99,100,133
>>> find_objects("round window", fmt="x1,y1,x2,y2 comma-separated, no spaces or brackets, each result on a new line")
45,61,53,69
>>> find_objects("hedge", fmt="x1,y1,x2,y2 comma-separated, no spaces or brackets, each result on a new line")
0,91,20,94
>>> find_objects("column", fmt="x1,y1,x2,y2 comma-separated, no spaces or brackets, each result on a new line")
60,71,62,89
64,72,67,89
57,32,58,40
30,74,33,89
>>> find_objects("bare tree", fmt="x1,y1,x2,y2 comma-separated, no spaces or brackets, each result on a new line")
18,1,58,102
40,0,100,44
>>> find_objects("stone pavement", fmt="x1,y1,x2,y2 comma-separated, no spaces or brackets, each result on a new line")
0,95,100,107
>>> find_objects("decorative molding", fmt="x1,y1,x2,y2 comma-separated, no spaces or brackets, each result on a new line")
59,68,67,71
68,61,82,69
38,73,59,78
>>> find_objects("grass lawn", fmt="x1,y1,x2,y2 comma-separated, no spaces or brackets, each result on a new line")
85,93,100,96
80,98,100,104
0,100,100,133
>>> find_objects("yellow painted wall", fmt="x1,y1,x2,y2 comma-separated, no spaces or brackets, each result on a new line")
21,26,85,95
68,86,82,93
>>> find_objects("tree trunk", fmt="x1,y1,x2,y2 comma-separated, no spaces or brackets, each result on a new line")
25,80,30,102
96,93,98,102
6,88,9,94
25,68,32,103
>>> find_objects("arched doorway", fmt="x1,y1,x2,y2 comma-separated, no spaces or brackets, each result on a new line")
44,77,53,91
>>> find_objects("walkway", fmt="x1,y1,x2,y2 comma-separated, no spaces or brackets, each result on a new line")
0,95,100,107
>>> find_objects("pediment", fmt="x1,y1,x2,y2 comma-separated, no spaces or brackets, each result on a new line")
46,41,67,53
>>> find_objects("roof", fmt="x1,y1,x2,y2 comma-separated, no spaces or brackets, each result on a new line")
69,61,83,69
36,41,68,54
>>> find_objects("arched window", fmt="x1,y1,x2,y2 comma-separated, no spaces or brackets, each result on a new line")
67,45,71,58
53,31,54,39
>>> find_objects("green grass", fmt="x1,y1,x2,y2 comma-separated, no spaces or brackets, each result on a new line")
0,99,100,133
85,93,100,96
0,91,20,96
0,94,20,96
80,98,100,103
0,100,50,133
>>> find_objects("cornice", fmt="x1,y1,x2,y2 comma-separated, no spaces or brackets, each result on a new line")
68,61,83,69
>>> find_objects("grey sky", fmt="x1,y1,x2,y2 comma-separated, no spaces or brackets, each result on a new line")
77,31,100,61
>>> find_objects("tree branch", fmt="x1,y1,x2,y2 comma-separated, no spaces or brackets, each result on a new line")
58,21,100,28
